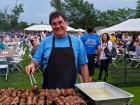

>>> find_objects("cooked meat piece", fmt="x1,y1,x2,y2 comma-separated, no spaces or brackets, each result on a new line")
45,89,49,96
59,96,68,105
0,96,6,103
38,96,45,105
27,96,33,105
29,91,34,97
60,89,65,96
38,101,45,105
11,90,17,97
1,102,10,105
46,100,53,105
32,95,38,105
73,96,87,105
54,97,64,105
80,101,87,105
46,94,54,105
46,94,53,101
64,102,70,105
11,96,20,104
55,88,61,96
67,88,76,96
5,97,12,103
20,97,26,105
17,90,22,97
64,96,70,104
21,91,28,98
39,90,46,96
24,89,30,96
19,102,26,105
49,89,58,98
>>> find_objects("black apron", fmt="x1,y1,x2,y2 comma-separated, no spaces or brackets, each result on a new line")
42,35,77,89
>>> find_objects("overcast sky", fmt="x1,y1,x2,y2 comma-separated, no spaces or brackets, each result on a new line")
0,0,138,24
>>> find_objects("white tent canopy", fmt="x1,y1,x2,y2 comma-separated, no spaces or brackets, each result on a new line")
24,25,76,32
76,28,86,32
24,25,52,31
67,26,76,32
99,18,140,33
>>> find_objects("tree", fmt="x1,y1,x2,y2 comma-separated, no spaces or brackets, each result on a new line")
61,0,97,29
0,8,11,31
0,4,24,31
10,3,24,30
50,0,63,12
18,21,29,30
50,0,136,29
97,8,136,27
136,0,140,18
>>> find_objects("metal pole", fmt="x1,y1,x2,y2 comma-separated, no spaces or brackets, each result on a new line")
16,0,17,6
124,40,127,83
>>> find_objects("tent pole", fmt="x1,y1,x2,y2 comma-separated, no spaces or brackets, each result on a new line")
124,40,127,83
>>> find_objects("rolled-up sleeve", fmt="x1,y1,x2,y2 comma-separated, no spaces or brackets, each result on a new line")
32,40,46,64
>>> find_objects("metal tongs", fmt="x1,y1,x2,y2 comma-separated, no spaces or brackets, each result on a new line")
29,71,38,94
29,73,37,86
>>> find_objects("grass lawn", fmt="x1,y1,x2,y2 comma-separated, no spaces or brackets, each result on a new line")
0,45,140,105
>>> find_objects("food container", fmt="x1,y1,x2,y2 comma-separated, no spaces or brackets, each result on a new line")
75,82,134,105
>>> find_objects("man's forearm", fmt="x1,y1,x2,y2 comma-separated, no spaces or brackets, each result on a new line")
80,64,89,82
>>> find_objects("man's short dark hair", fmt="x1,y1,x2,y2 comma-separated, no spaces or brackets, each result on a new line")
44,30,47,33
86,26,96,33
49,11,67,25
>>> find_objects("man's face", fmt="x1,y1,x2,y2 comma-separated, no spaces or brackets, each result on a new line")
51,16,67,37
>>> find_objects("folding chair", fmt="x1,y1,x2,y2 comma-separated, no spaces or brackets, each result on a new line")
9,47,27,72
128,54,140,68
0,57,9,80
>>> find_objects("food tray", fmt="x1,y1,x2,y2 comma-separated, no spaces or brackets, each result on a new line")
75,82,134,105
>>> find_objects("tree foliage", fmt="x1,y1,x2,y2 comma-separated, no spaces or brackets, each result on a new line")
97,8,136,27
136,0,140,18
11,4,24,30
0,3,25,31
61,0,98,29
50,0,136,29
50,0,63,12
0,8,11,31
18,21,29,30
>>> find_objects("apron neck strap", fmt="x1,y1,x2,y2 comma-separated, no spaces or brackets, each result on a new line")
52,35,72,48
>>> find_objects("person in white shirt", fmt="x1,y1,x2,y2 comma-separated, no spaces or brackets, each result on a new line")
98,33,112,81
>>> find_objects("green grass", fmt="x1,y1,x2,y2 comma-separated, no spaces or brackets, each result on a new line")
0,45,140,105
0,44,43,89
0,69,42,89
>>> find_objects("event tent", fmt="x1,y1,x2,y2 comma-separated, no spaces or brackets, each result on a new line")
99,18,140,33
24,25,52,31
67,26,76,32
24,25,76,32
76,28,86,32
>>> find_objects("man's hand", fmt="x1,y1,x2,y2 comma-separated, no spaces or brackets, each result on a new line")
25,61,38,75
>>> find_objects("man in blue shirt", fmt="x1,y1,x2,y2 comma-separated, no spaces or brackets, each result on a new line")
25,11,89,89
80,27,101,82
